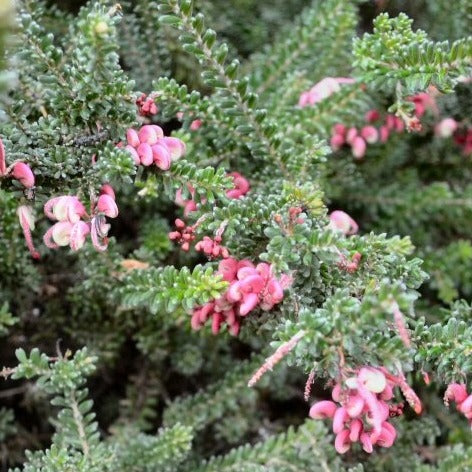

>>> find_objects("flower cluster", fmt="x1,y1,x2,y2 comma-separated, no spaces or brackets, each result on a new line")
330,112,406,159
444,383,472,425
0,138,35,188
309,367,422,454
329,91,441,158
195,222,230,259
136,93,158,116
168,218,197,251
298,77,355,108
124,125,185,169
191,258,289,336
43,185,118,252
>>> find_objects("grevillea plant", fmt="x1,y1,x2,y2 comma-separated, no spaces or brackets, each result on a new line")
0,0,472,471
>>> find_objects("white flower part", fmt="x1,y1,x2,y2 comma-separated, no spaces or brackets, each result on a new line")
358,368,387,393
52,196,71,221
345,377,358,389
52,222,73,246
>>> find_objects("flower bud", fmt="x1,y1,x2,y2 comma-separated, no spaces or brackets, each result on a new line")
12,162,35,188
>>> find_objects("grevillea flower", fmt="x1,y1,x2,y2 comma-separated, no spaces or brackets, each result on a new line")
328,210,359,235
191,258,290,336
17,205,40,259
310,367,421,454
136,93,158,116
124,125,185,169
298,77,355,107
43,186,118,252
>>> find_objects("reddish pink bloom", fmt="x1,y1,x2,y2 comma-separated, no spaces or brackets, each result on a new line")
309,366,421,454
346,127,358,145
191,257,290,336
360,126,379,144
136,93,158,116
328,210,359,235
17,205,40,259
330,133,345,151
168,218,197,251
335,429,351,454
190,119,202,130
124,125,185,169
11,162,35,188
365,109,380,123
226,172,250,199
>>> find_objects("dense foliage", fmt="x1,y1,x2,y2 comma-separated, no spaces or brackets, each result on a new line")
0,0,471,470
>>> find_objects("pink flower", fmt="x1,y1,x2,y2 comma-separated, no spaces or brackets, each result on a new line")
309,400,337,419
17,205,40,259
435,118,458,138
190,119,202,130
11,162,35,188
351,136,366,159
226,172,250,199
360,126,379,144
328,210,359,235
96,194,118,218
309,366,421,454
123,125,185,170
190,258,289,336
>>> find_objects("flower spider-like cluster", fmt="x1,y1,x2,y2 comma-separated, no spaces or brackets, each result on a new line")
191,257,290,336
43,185,118,252
444,383,472,425
329,91,440,158
309,367,422,454
136,93,158,117
195,222,230,259
124,125,185,169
